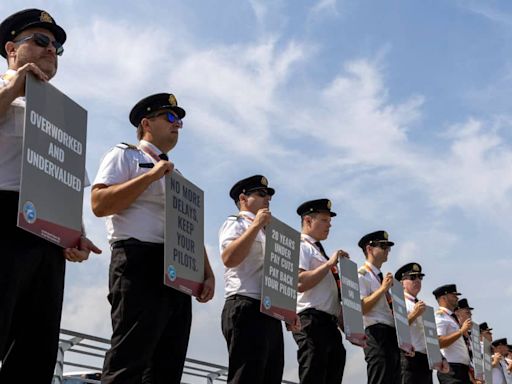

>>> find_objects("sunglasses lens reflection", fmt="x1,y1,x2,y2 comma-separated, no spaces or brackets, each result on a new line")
33,33,64,56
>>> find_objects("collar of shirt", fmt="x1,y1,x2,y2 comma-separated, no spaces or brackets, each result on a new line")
301,234,327,261
238,210,256,221
139,139,167,158
365,261,381,275
301,233,318,243
404,292,418,303
439,306,454,316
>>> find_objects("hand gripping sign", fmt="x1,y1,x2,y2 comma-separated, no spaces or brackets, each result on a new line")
422,306,444,370
470,322,484,381
482,338,492,384
261,217,300,324
339,257,366,347
164,172,204,296
390,278,414,353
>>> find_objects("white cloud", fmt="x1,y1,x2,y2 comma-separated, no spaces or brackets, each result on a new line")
297,59,423,163
459,1,512,27
311,0,339,16
61,282,110,337
167,38,306,158
55,18,173,108
414,118,512,220
249,0,268,26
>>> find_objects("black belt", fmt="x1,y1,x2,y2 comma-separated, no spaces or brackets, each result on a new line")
299,308,338,324
225,294,260,304
111,237,162,249
0,190,20,202
367,323,395,329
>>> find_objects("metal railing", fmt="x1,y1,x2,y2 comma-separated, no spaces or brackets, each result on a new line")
53,329,297,384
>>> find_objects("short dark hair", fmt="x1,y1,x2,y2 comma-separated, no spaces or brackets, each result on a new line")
300,212,319,227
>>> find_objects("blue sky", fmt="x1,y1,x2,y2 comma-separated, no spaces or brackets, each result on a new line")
2,1,512,382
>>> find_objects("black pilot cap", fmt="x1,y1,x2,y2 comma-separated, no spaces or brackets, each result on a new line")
0,8,66,58
129,93,186,127
296,199,337,217
229,175,275,202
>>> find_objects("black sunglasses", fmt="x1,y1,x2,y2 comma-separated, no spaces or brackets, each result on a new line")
404,274,424,281
370,241,391,250
150,111,182,125
14,33,64,56
247,189,270,198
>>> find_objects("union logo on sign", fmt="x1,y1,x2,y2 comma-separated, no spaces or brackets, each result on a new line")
167,265,177,281
263,296,272,310
22,201,37,224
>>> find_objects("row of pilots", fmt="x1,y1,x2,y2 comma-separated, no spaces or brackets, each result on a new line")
219,175,510,384
88,88,508,384
2,7,510,384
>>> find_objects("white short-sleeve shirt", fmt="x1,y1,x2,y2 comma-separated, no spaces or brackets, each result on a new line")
492,358,509,384
92,140,168,244
358,261,395,328
435,307,470,365
296,234,341,317
404,292,427,354
218,210,265,300
1,70,28,191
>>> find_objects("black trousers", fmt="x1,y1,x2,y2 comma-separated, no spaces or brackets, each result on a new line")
221,295,284,384
401,351,433,384
364,323,402,384
0,190,65,384
437,363,470,384
293,309,346,384
101,239,192,384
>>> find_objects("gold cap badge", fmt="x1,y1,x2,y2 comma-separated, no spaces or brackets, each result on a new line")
261,176,268,186
40,11,53,23
412,264,419,272
327,200,332,209
168,94,177,106
383,231,389,240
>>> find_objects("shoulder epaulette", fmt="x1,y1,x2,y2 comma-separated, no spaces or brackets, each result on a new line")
227,214,241,221
435,309,443,315
358,266,367,275
116,142,138,150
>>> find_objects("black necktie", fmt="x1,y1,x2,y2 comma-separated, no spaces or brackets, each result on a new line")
159,153,169,161
450,313,460,325
314,241,341,301
314,241,327,256
464,334,473,359
414,297,419,303
376,271,393,311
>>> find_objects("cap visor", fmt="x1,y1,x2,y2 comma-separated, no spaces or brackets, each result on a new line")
245,187,274,196
170,106,186,119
